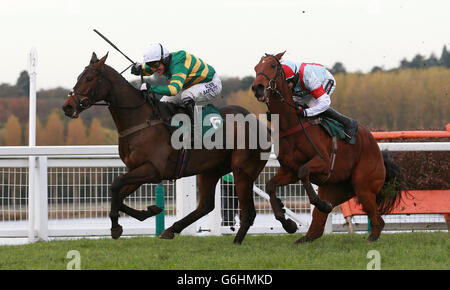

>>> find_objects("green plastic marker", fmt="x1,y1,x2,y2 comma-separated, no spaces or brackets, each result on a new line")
155,183,165,236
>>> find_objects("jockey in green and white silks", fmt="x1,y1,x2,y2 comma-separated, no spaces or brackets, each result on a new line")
281,60,358,144
131,43,222,120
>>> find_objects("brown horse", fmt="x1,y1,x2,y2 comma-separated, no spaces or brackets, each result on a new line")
251,52,404,242
62,52,271,244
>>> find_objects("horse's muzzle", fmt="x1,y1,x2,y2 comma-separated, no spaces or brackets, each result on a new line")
62,102,79,118
251,84,266,102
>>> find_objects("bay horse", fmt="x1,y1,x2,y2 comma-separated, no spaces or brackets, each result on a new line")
251,52,404,242
62,52,271,244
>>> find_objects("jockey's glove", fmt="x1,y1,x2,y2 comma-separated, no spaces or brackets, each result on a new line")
131,62,143,75
297,107,307,118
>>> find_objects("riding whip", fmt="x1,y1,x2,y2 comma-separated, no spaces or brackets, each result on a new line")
93,29,143,82
93,29,135,64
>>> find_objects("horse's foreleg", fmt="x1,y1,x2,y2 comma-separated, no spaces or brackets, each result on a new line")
298,157,333,213
159,173,221,239
110,162,162,239
118,184,163,221
266,167,299,234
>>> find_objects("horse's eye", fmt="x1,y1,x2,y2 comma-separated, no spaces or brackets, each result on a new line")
271,63,276,69
86,76,94,82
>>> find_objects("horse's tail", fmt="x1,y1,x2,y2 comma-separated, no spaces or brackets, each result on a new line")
377,150,406,215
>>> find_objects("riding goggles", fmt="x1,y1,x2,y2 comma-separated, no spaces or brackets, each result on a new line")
146,61,161,69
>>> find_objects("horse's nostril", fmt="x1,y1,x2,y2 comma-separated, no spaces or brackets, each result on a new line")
62,104,74,116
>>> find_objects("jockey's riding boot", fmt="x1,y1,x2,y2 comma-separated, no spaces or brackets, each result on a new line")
183,97,197,145
321,108,358,144
183,97,196,125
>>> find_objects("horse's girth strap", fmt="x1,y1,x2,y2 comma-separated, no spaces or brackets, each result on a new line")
118,119,164,138
321,137,338,184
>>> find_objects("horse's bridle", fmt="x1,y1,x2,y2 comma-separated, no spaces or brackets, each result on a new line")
256,54,296,111
257,54,324,158
69,64,108,111
256,55,283,103
68,64,147,111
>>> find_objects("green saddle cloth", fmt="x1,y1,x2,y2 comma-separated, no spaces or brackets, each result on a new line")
200,104,223,138
321,117,358,140
174,104,223,139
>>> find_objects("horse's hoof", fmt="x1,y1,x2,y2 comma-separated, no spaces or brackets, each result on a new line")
282,218,298,234
295,236,313,244
368,234,379,242
159,229,175,239
148,205,163,216
111,226,123,239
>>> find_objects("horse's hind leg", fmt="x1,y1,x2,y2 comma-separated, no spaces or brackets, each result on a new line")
352,159,385,241
266,166,299,234
159,173,221,239
110,162,163,239
297,182,354,243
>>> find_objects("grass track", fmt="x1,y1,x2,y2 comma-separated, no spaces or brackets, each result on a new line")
0,232,448,270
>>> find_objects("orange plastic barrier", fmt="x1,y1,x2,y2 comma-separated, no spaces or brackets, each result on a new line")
371,123,450,140
341,190,450,218
343,126,450,232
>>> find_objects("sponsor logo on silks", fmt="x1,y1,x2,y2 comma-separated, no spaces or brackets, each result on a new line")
209,115,223,130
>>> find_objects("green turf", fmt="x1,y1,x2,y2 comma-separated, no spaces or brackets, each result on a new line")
0,232,448,270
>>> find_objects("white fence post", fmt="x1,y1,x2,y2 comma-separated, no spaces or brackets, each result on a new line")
176,176,197,235
28,157,36,242
27,48,38,243
36,156,48,241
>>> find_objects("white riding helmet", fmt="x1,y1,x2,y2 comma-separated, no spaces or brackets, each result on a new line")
143,43,170,63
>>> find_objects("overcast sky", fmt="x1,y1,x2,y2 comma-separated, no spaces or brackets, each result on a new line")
1,0,449,89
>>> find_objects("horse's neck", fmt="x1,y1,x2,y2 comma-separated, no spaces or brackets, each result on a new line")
270,82,299,131
106,67,153,133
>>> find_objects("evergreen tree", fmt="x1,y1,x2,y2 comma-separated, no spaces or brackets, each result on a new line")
410,54,425,68
400,58,410,69
440,45,450,68
330,62,346,74
424,53,440,68
16,70,30,96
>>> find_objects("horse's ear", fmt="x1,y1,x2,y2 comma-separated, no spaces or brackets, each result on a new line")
96,52,109,67
90,52,99,64
275,51,286,60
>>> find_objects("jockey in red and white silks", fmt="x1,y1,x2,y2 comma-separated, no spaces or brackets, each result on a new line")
281,60,336,117
281,60,358,144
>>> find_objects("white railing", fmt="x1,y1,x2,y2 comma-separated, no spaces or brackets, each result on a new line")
0,146,313,242
0,142,449,242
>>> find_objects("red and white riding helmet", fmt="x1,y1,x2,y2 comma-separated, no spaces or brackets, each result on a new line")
281,60,298,81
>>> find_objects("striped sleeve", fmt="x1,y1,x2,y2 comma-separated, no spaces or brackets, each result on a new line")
151,51,191,96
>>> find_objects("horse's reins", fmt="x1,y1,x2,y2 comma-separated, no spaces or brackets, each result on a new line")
259,54,324,159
